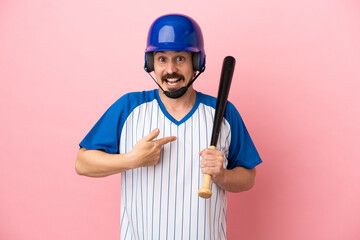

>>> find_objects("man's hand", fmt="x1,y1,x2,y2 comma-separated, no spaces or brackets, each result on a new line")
129,128,176,168
199,148,225,185
199,148,257,193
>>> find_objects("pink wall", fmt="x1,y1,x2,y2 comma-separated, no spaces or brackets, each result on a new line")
1,0,359,239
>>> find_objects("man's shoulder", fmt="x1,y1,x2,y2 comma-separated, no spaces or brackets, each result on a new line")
112,89,157,107
197,91,237,112
119,89,158,103
107,89,158,115
196,91,217,108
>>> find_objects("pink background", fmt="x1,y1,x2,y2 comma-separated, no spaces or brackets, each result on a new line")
1,0,359,239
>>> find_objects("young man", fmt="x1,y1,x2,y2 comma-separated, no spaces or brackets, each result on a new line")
76,14,262,239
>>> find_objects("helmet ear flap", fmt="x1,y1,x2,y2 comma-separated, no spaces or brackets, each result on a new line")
192,52,205,72
192,52,200,71
144,52,154,72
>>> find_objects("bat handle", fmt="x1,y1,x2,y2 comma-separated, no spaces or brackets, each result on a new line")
198,145,216,198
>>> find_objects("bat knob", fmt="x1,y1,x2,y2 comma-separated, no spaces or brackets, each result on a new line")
198,173,212,198
198,188,212,198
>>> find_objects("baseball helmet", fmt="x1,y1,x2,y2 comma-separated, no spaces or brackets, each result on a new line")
144,14,206,73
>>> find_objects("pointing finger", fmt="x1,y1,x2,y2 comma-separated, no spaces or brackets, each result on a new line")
154,136,177,146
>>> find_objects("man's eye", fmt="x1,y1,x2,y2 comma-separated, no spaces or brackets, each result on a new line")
159,57,165,62
177,56,184,62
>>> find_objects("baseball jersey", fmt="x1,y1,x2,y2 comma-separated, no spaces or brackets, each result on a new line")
80,89,262,240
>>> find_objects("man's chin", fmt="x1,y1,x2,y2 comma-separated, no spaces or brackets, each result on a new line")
166,87,182,92
162,83,184,92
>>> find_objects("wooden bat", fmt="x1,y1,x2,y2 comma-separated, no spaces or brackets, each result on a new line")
198,56,236,198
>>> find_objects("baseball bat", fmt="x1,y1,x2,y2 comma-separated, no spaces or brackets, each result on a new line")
198,56,236,199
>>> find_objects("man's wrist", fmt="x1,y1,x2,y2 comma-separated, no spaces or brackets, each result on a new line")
118,151,137,170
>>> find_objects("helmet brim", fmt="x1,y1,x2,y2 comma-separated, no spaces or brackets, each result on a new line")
145,43,201,53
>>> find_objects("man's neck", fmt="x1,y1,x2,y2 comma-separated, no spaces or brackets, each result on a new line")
158,87,197,121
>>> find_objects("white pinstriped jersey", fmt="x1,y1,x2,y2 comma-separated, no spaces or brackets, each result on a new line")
80,89,262,240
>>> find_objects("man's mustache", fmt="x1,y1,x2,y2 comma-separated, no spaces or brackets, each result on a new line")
161,73,185,82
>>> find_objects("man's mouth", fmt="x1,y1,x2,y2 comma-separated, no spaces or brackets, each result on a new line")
162,74,184,88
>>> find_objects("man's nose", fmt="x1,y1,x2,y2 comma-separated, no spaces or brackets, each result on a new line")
166,60,178,74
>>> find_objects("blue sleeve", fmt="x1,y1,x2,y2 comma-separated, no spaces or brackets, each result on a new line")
79,91,156,154
225,102,262,169
79,93,136,154
79,98,125,154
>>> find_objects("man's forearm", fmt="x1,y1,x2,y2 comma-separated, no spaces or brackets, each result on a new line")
214,167,256,193
75,148,135,177
76,129,176,177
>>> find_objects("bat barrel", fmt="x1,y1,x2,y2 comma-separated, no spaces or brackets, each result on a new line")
210,56,236,147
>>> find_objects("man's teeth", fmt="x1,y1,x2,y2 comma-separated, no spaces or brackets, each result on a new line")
166,78,180,86
167,78,179,82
